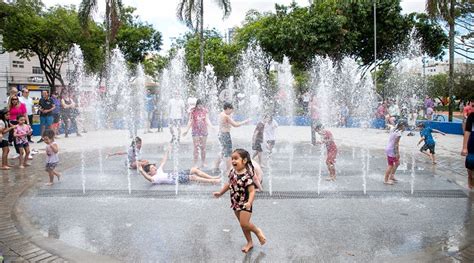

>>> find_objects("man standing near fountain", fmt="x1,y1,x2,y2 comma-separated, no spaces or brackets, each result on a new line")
214,102,249,174
37,90,55,143
168,92,185,144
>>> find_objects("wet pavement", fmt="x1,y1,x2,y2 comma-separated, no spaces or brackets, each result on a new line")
12,137,474,262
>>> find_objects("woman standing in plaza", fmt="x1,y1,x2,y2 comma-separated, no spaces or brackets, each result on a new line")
8,95,28,156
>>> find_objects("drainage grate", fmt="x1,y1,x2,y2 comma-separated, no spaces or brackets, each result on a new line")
34,189,468,199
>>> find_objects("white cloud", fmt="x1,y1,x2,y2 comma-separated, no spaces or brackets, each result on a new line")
42,0,426,52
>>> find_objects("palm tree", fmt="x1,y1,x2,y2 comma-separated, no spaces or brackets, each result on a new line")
425,0,463,122
78,0,123,55
177,0,231,71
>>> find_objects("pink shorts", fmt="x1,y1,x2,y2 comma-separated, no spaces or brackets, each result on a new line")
387,156,399,166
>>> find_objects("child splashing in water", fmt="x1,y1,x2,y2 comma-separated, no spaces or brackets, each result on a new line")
138,143,221,184
313,123,337,181
107,137,149,169
213,149,266,253
384,121,406,185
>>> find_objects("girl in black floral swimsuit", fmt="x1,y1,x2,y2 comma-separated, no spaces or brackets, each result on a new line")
213,149,266,253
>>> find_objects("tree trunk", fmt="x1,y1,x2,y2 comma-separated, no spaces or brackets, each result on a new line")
199,0,204,72
448,0,455,122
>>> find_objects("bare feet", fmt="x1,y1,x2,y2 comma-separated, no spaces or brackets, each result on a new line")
389,176,398,182
56,173,61,181
19,165,25,169
384,180,394,185
45,182,53,186
24,163,31,166
0,166,10,170
325,176,336,181
256,228,267,245
241,243,253,253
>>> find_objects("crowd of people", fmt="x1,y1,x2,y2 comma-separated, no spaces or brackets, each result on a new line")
2,85,472,253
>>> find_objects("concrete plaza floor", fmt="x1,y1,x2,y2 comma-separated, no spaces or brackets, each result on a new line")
2,126,473,262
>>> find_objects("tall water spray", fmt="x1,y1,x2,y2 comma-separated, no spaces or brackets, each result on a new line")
67,44,86,194
383,28,425,120
160,49,189,195
106,49,135,194
310,56,377,128
196,65,219,120
236,43,270,120
277,57,296,174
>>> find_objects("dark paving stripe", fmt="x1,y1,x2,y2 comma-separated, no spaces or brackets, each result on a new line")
34,189,468,199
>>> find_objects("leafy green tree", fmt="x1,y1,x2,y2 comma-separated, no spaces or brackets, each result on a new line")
183,31,239,80
143,54,168,80
176,0,231,71
426,0,470,121
0,0,85,93
427,73,448,102
115,7,162,66
79,0,123,55
234,1,447,72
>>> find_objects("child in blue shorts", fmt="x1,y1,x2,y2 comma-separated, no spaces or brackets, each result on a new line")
417,123,445,164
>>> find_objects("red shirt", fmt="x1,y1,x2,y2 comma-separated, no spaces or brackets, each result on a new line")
464,105,472,118
9,103,26,122
191,108,208,134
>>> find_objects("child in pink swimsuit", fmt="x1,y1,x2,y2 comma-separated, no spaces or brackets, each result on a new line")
314,123,337,181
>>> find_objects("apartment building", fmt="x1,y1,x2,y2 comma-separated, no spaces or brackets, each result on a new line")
0,49,69,108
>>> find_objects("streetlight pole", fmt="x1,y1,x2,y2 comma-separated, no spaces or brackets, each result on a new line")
373,1,377,96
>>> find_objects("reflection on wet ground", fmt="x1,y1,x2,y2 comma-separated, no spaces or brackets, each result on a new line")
17,142,473,262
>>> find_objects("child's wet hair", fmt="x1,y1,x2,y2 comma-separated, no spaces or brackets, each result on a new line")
43,129,55,140
223,102,233,110
313,122,323,131
143,163,154,173
16,115,25,121
233,148,255,175
131,137,142,147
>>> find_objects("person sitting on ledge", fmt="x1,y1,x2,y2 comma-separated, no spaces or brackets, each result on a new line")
138,144,221,185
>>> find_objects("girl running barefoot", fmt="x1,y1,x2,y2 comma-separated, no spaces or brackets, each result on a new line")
213,149,266,253
0,110,15,170
13,115,31,168
384,121,406,185
43,130,60,186
313,123,337,181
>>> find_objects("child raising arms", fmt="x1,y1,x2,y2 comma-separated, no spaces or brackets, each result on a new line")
213,149,266,253
43,129,60,186
107,137,149,169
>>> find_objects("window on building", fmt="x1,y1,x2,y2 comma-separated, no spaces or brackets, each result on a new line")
32,66,43,74
12,60,24,68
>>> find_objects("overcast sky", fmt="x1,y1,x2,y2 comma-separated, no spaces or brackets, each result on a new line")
42,0,426,52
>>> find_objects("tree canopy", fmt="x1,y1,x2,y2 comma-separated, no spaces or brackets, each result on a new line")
234,1,448,70
0,0,162,92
